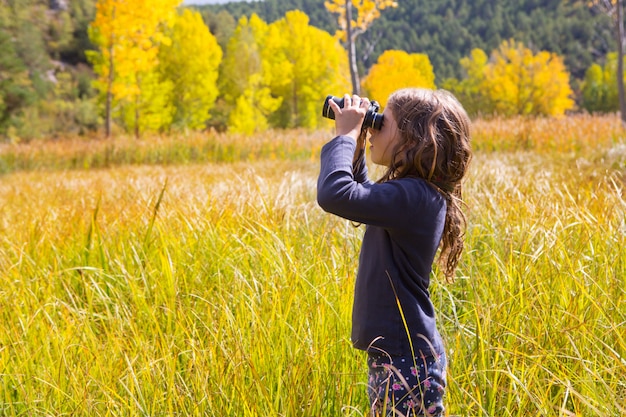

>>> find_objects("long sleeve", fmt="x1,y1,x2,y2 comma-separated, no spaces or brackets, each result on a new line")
316,135,360,218
317,134,449,356
352,146,370,185
318,135,435,228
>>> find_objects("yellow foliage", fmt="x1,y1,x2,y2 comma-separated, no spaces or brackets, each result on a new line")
90,0,180,86
119,71,174,132
581,52,620,112
228,74,281,134
221,14,269,101
221,14,283,134
88,0,181,134
484,40,575,116
266,10,350,128
460,48,488,85
361,50,435,107
325,0,397,42
159,8,222,130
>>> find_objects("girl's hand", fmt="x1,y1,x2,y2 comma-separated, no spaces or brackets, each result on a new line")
328,94,371,140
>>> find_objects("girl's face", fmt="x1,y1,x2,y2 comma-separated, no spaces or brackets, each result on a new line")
368,107,400,166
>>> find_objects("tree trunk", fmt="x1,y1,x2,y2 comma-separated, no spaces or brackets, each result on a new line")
292,81,298,127
345,0,360,95
105,6,116,138
135,96,140,139
617,0,626,125
135,75,141,138
105,44,113,138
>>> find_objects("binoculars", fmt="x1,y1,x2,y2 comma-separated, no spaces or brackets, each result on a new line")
322,95,384,130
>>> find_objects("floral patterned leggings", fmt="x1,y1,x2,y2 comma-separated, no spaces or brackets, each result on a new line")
367,351,446,417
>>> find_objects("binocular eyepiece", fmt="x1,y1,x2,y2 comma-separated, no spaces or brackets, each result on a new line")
322,95,384,130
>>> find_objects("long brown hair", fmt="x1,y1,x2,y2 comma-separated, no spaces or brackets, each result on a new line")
379,88,472,281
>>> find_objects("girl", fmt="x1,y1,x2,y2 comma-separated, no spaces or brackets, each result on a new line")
317,88,472,416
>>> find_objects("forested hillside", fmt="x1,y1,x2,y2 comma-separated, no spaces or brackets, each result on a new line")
195,0,614,82
0,0,97,138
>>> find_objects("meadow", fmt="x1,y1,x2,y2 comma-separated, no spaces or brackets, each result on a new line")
0,114,625,416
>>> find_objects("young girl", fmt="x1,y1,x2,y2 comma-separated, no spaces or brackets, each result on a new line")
317,88,472,416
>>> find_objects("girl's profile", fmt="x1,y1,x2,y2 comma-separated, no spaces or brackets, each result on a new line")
317,88,472,416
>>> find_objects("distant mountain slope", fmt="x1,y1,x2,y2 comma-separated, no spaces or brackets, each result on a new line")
193,0,613,83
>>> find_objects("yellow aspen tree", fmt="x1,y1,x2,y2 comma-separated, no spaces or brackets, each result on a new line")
442,48,494,116
458,49,489,100
159,9,222,131
220,14,281,134
227,73,281,134
119,70,174,133
582,63,611,112
88,0,180,137
220,14,264,104
586,0,625,123
86,0,117,137
582,52,619,112
361,49,435,107
484,40,574,116
325,0,397,94
267,10,350,129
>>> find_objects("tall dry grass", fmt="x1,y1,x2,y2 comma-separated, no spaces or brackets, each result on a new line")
0,114,625,416
471,113,624,153
0,113,622,173
447,150,626,416
0,129,329,174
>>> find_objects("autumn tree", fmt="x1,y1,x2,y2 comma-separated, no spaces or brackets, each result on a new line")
87,0,181,137
267,10,351,129
325,0,397,95
581,52,619,112
586,0,625,123
442,49,492,117
219,14,281,134
158,8,222,131
486,40,574,116
447,40,574,117
200,9,237,52
361,49,435,107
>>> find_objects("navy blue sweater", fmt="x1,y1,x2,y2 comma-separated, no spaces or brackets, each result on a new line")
317,136,446,356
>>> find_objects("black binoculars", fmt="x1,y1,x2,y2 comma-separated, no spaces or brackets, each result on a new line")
322,95,384,130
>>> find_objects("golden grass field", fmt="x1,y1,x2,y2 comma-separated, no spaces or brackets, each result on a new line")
0,114,625,416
